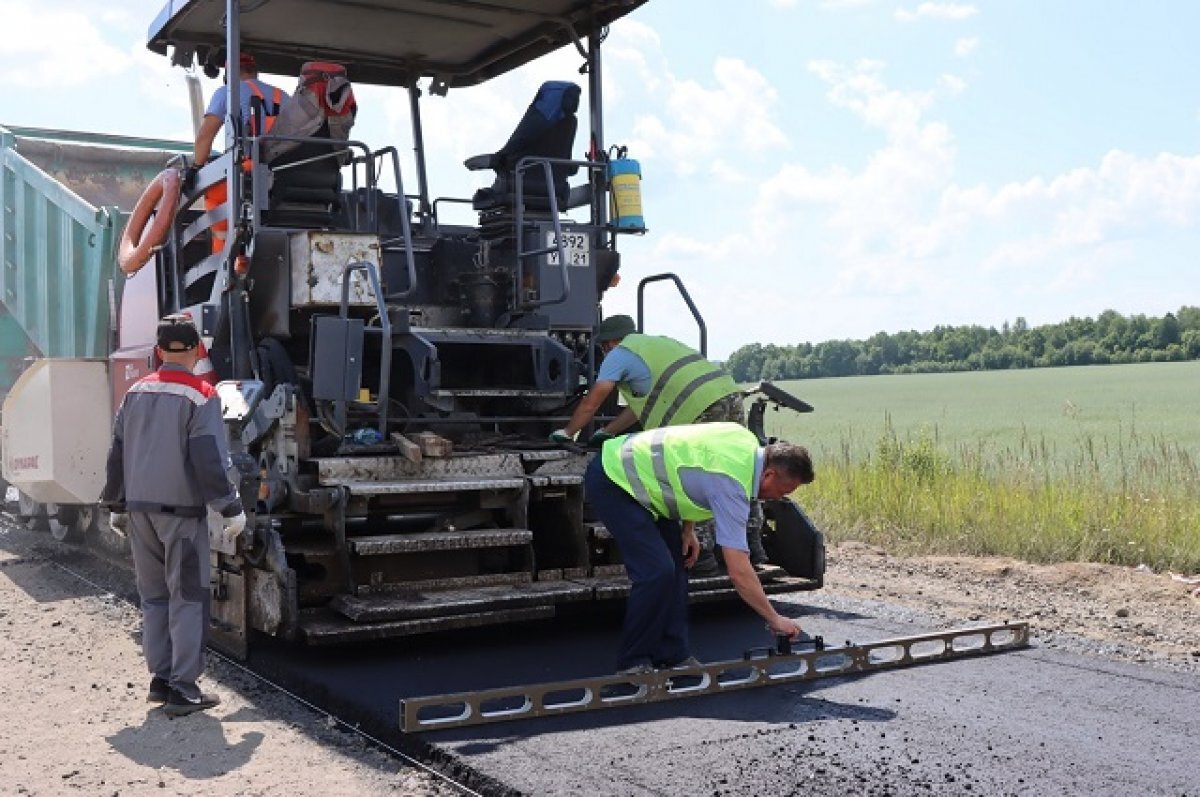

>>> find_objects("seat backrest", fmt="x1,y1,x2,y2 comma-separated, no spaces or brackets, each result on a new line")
264,119,342,228
492,81,581,199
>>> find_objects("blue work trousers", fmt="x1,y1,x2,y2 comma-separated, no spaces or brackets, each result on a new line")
584,457,690,670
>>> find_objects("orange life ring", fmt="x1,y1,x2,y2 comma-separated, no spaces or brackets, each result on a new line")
117,168,181,275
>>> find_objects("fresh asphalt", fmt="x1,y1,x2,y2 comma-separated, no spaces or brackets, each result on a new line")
248,597,1198,797
12,518,1195,797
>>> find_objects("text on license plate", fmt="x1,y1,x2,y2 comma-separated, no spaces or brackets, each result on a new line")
546,231,590,267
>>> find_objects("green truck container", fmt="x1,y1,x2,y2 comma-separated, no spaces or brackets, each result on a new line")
0,124,191,391
0,124,189,505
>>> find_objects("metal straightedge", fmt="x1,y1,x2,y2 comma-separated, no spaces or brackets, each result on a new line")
400,621,1029,732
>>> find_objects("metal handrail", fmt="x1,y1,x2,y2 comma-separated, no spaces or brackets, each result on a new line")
338,260,391,436
637,273,708,357
513,155,606,311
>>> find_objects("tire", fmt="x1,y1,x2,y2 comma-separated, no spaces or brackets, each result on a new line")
49,505,92,543
15,492,49,532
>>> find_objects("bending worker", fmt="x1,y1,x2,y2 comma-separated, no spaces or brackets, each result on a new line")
552,314,761,572
583,422,813,673
101,315,246,717
194,52,288,253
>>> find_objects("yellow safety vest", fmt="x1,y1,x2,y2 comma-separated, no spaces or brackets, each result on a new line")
600,422,757,520
616,334,739,429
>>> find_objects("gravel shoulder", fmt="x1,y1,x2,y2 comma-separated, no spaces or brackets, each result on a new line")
815,540,1200,674
0,517,460,797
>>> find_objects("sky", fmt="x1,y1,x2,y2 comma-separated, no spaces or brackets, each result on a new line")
2,0,1198,359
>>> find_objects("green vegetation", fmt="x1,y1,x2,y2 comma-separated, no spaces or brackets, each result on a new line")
764,362,1200,573
728,306,1200,380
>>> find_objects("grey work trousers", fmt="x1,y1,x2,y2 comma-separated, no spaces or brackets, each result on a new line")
127,512,210,700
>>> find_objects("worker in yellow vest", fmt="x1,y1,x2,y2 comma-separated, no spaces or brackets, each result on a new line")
552,314,760,574
583,423,813,673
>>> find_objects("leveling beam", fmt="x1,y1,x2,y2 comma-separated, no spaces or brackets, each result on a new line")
400,621,1030,732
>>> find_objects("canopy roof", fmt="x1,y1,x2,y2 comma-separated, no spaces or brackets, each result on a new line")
146,0,647,88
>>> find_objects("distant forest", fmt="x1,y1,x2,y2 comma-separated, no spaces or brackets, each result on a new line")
725,307,1200,381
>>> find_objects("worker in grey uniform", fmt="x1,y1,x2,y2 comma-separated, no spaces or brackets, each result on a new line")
100,314,246,717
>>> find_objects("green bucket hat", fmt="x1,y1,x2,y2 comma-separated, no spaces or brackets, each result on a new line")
594,314,637,343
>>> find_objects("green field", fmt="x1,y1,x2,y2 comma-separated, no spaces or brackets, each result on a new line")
756,362,1200,572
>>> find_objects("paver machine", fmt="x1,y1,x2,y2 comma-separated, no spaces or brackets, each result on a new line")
137,0,825,656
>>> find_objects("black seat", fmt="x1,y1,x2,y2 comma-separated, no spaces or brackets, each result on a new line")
466,81,581,213
264,120,343,228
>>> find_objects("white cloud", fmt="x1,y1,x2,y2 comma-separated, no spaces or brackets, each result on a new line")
629,57,789,177
895,2,979,22
0,1,133,87
954,36,979,57
743,58,1200,344
939,74,967,94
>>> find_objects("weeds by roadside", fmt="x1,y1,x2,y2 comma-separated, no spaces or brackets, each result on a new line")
802,419,1200,573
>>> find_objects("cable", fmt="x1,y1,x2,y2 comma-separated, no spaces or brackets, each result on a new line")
43,556,483,797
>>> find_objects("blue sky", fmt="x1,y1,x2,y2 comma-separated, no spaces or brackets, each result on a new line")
2,0,1198,358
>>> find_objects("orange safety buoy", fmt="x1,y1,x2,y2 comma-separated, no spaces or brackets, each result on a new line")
118,168,182,275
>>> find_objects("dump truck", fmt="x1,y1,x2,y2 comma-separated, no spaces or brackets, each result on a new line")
0,125,190,538
2,0,825,657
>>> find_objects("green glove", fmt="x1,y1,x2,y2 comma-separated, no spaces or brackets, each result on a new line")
588,430,616,447
549,428,574,444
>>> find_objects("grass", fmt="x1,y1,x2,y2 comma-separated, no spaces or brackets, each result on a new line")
757,362,1200,573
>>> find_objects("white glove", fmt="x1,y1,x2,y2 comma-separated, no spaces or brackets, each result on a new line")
109,512,129,534
222,511,247,539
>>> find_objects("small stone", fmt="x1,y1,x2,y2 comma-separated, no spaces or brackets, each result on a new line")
1115,608,1130,618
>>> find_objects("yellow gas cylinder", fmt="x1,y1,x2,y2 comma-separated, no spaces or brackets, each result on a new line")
608,151,645,231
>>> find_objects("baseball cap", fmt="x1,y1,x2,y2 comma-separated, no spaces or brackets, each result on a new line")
225,52,257,70
594,314,637,343
156,314,200,352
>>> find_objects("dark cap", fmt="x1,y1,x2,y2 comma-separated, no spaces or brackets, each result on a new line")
594,314,637,343
156,314,200,352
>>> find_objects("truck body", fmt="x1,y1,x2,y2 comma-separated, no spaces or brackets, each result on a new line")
0,126,189,533
3,0,826,657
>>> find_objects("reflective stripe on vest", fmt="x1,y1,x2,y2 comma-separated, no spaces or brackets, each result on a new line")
601,422,757,521
616,335,739,429
245,80,283,135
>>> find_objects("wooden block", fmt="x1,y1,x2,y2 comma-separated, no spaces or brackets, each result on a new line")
412,431,453,457
390,432,422,463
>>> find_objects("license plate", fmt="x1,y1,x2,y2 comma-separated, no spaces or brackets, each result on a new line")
546,231,590,267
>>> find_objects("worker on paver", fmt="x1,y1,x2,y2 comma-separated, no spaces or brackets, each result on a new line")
552,314,764,574
194,52,288,253
100,314,246,716
582,422,812,673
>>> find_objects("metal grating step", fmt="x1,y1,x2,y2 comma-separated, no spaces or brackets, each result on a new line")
355,571,533,596
300,605,554,645
330,579,595,622
333,477,527,496
349,528,532,555
582,566,811,600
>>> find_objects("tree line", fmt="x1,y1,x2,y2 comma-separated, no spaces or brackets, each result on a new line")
724,307,1200,381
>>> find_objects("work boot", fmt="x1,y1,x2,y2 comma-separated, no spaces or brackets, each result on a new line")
662,656,703,671
691,521,721,577
616,662,655,677
691,549,720,577
146,676,170,704
747,501,769,567
163,688,221,717
747,525,769,567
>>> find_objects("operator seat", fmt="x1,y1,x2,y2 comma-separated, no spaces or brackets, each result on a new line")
264,123,343,228
465,81,582,213
263,62,357,228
